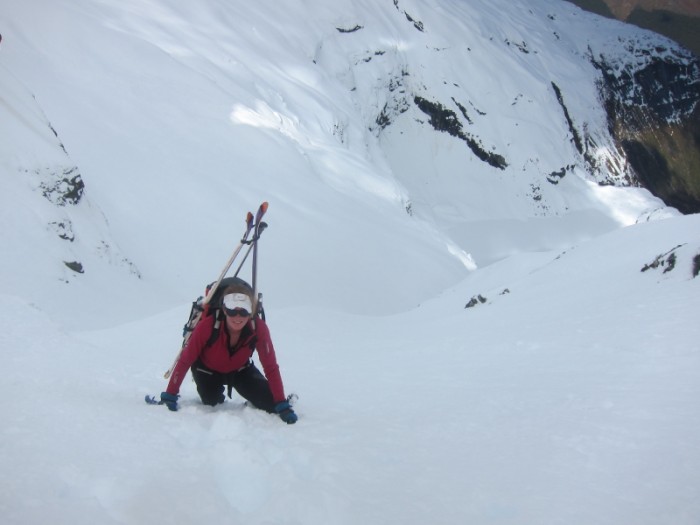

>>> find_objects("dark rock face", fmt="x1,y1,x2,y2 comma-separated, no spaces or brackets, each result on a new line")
591,47,700,213
40,167,85,206
413,96,509,170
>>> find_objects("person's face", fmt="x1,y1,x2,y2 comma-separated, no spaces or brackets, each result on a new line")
224,307,250,331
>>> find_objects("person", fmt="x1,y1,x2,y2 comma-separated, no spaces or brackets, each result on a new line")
159,277,297,424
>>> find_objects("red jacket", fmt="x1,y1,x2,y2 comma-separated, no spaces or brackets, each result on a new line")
166,313,286,402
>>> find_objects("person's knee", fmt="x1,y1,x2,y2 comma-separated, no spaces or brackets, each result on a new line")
249,397,275,413
200,391,225,406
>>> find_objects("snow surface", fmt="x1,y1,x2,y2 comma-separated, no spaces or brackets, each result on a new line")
1,0,699,524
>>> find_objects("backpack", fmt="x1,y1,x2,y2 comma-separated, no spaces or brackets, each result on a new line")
181,276,265,351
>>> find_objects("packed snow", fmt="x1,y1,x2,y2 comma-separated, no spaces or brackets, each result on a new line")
1,0,699,524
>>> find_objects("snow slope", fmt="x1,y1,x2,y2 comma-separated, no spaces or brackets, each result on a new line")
0,0,683,323
1,0,699,524
2,215,699,525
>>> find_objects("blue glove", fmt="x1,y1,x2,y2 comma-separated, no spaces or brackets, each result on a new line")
160,392,179,411
274,401,298,424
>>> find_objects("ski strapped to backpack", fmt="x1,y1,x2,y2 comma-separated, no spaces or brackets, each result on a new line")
163,202,269,379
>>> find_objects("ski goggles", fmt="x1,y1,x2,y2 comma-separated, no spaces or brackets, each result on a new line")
222,293,252,317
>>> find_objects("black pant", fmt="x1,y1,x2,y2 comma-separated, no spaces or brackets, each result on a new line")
190,360,275,413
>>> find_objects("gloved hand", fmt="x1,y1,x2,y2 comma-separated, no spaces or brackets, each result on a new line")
160,392,179,412
274,401,298,424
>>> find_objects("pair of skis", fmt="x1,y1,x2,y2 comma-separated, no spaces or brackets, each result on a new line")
162,202,269,379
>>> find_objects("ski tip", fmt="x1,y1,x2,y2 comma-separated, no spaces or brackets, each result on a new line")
260,201,269,213
246,211,254,222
